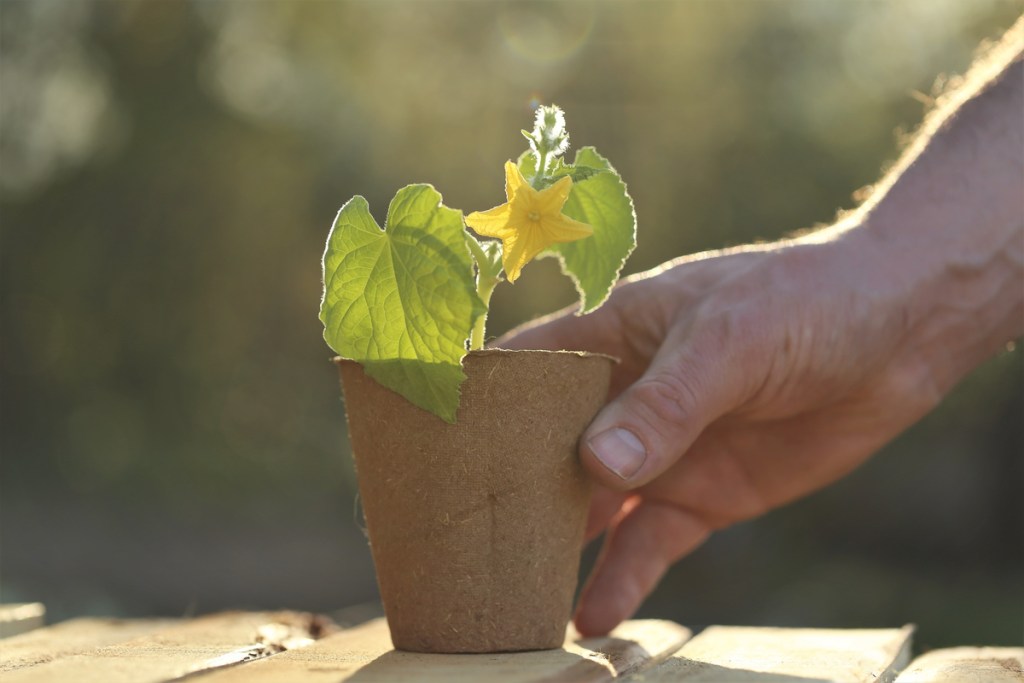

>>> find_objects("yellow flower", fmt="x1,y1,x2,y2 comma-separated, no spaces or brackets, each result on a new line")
466,161,593,282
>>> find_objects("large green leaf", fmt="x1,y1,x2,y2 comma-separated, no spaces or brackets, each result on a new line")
320,184,483,422
551,146,637,313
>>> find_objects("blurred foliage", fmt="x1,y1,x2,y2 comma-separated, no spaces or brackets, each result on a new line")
1,0,1021,647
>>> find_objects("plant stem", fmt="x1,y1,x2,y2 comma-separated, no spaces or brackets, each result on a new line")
466,236,503,351
469,274,498,350
534,152,551,188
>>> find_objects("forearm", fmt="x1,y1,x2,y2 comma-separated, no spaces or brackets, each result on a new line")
842,22,1023,393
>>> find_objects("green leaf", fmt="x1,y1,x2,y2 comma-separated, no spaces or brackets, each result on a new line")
516,150,539,180
320,184,484,422
549,146,637,313
552,162,607,185
516,151,607,187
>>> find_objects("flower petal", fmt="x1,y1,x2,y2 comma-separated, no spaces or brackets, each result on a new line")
536,175,575,214
542,212,594,243
500,230,530,283
470,161,593,283
501,224,552,283
504,160,528,199
466,204,514,239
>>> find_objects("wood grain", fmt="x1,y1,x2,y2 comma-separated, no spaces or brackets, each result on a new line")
194,617,690,682
11,611,1015,682
637,624,914,682
1,617,176,673
4,610,326,683
894,646,1023,682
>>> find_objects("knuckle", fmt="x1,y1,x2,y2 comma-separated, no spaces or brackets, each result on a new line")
696,300,762,352
629,371,700,431
692,301,772,400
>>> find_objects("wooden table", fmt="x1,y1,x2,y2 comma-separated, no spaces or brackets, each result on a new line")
1,603,1020,682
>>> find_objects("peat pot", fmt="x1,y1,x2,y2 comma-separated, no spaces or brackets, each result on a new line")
335,349,614,653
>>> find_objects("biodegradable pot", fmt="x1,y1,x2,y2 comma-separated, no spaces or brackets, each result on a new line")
336,349,614,654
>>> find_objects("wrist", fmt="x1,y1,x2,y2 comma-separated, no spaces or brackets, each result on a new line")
843,210,1022,394
827,47,1024,393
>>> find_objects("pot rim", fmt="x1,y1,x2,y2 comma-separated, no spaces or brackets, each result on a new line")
331,348,620,366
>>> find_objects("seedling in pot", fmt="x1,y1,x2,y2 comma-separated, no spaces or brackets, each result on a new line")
320,104,637,422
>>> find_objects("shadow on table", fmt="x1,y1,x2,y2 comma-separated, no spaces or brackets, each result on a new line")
652,658,833,682
340,647,833,682
339,646,612,682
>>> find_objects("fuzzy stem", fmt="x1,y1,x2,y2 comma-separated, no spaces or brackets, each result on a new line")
466,236,503,350
469,274,498,350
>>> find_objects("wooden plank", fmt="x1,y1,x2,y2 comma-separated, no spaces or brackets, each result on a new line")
195,617,691,682
894,646,1023,682
0,604,46,639
4,610,330,683
637,624,914,682
1,617,176,673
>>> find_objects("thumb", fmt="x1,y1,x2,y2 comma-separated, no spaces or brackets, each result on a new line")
580,316,752,489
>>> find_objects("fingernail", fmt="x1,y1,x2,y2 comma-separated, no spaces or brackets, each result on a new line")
588,428,646,480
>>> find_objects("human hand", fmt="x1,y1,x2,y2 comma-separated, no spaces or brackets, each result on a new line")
499,228,951,635
498,31,1023,635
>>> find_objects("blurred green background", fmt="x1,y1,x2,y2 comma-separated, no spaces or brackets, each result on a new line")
2,0,1021,649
